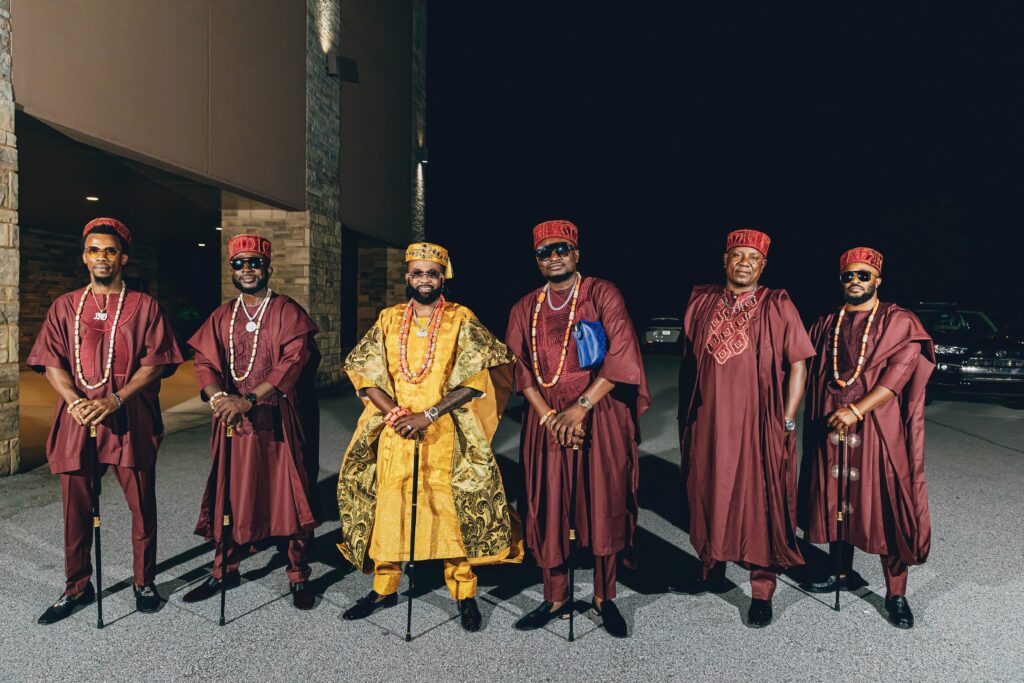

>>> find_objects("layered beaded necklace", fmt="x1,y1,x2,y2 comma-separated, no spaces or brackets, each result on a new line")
74,282,127,390
832,298,880,388
229,289,273,382
398,296,446,383
530,274,581,388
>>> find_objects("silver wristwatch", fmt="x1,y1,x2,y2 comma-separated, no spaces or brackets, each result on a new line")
578,395,593,411
784,417,797,432
425,406,440,423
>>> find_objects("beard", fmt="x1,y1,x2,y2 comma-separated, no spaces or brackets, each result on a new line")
232,273,271,295
843,283,877,305
93,274,114,286
546,270,576,284
406,283,443,305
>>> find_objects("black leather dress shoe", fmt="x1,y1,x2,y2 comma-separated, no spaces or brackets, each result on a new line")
459,597,482,632
182,572,241,604
513,600,573,631
595,599,628,638
37,584,95,625
290,581,316,610
885,595,914,629
133,583,161,613
747,598,773,628
804,572,867,594
342,590,398,620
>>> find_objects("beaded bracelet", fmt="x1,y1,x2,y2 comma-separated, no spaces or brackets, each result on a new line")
848,403,865,421
209,390,228,411
67,397,86,414
539,408,557,426
112,393,123,410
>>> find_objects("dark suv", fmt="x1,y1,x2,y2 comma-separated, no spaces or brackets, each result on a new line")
910,303,1024,403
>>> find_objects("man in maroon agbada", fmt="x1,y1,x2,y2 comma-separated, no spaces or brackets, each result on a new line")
506,220,650,638
800,247,934,629
29,218,183,624
184,234,321,610
677,228,813,628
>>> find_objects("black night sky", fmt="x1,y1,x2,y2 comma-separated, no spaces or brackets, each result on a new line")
426,3,1024,334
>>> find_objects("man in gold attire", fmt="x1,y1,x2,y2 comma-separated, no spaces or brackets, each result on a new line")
337,242,521,632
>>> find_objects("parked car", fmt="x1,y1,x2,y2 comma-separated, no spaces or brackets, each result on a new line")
910,302,1024,404
641,316,682,352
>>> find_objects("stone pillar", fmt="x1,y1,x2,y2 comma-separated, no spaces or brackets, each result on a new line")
411,0,426,242
220,1,342,387
355,243,405,338
0,0,19,475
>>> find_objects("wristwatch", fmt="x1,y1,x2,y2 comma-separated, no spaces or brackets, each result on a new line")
425,406,440,423
245,392,258,407
578,395,593,411
784,417,797,432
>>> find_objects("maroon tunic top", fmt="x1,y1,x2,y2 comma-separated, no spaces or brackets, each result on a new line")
506,277,651,568
27,288,183,474
800,302,934,565
679,285,814,570
188,294,321,545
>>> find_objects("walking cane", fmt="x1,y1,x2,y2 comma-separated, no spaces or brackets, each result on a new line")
219,423,234,626
567,434,581,642
833,428,847,612
89,423,103,629
405,435,422,642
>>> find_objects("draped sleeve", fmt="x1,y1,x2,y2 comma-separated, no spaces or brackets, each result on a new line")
263,299,319,395
504,293,538,393
345,310,395,399
138,297,184,377
27,296,72,373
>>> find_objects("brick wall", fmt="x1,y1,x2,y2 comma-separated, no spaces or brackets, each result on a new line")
0,0,18,474
356,243,405,338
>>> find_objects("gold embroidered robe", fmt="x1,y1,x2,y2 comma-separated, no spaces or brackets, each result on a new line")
337,302,522,571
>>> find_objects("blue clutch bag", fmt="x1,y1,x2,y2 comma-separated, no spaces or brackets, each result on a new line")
573,320,607,368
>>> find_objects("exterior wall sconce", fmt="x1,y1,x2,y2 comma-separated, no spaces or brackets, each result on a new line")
326,51,360,83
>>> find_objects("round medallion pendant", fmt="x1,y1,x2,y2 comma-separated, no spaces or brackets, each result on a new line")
245,321,258,333
94,312,109,321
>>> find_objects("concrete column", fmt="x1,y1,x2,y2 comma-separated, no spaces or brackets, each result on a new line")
0,0,20,475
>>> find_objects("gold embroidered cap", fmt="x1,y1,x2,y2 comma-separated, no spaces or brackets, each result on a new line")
405,242,453,279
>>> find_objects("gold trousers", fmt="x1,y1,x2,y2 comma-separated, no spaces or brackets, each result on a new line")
373,557,477,600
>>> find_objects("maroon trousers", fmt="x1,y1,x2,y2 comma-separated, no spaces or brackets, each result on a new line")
212,532,313,584
832,541,908,597
61,463,157,595
702,561,778,600
543,554,617,602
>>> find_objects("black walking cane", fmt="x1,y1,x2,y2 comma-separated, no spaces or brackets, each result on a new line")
89,423,104,629
567,436,581,642
219,423,234,626
833,428,847,612
405,434,422,642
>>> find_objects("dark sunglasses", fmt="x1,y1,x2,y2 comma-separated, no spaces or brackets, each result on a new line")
408,269,442,281
840,270,875,283
230,256,269,271
534,242,576,261
84,246,121,257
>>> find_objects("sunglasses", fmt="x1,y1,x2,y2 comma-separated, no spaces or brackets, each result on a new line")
230,257,269,271
839,270,875,283
534,242,576,261
84,246,121,257
408,269,443,281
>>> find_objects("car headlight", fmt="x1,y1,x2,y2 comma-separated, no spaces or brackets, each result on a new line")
934,344,968,355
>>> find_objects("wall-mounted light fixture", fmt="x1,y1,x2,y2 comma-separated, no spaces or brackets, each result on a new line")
326,51,360,83
418,147,429,165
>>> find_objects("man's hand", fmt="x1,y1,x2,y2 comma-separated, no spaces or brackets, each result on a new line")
77,396,120,426
213,396,253,427
827,407,859,431
393,412,431,440
548,404,588,448
67,402,90,427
